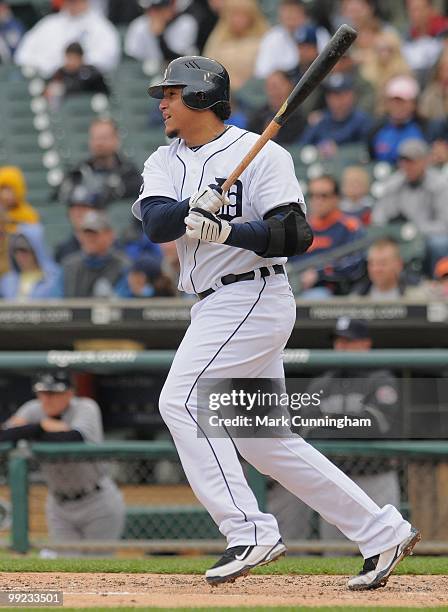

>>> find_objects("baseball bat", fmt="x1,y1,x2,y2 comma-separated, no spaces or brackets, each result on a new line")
221,24,357,193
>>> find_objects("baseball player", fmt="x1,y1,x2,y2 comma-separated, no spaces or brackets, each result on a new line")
133,56,420,588
0,371,125,549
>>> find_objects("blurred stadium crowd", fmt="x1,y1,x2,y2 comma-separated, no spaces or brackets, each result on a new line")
1,0,448,301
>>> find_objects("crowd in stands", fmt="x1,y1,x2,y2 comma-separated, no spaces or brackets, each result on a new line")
0,0,448,301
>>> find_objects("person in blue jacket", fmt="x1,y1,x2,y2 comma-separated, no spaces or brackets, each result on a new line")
299,73,373,156
0,225,62,299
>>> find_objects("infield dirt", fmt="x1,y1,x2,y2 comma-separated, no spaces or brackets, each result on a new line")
1,572,447,608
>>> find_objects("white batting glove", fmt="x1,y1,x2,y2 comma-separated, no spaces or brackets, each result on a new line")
189,184,229,214
185,208,232,244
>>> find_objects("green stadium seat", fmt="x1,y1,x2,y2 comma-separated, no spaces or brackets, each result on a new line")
108,200,133,234
36,203,70,249
236,78,267,111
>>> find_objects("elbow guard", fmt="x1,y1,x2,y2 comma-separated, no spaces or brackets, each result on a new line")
258,203,314,258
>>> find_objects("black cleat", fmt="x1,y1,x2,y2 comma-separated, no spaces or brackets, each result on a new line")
347,526,421,590
205,539,287,586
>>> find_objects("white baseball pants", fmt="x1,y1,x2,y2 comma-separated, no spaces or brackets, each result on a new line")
159,274,411,558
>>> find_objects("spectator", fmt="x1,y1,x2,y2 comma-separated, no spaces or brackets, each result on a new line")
54,185,105,264
159,240,181,290
372,139,448,272
247,71,306,143
351,237,424,299
118,216,162,263
57,118,141,206
402,0,447,78
0,2,24,61
0,228,62,300
0,166,40,231
340,166,373,225
288,24,325,117
15,0,120,77
183,0,220,54
254,0,329,79
430,256,448,297
419,47,448,119
0,370,125,550
203,0,268,92
62,210,130,298
427,116,448,166
339,0,390,67
0,211,9,277
51,0,108,13
368,75,431,164
125,0,199,75
332,47,375,115
45,42,109,110
115,254,176,298
108,0,142,25
299,73,373,156
291,23,319,76
360,30,413,115
292,174,365,297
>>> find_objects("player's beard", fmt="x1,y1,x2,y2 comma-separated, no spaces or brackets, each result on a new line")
166,127,180,139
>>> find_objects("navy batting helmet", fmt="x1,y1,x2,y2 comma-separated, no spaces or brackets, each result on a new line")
148,56,230,111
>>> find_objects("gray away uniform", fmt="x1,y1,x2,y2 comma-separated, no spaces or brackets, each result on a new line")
14,398,125,543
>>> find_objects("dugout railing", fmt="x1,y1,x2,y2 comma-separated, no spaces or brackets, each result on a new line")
2,440,448,555
0,349,446,555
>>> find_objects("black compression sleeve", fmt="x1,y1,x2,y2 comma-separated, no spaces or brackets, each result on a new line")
225,220,269,253
0,424,43,441
140,196,189,243
40,430,84,442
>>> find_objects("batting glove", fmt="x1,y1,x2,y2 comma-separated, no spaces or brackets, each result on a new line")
185,208,232,244
189,184,229,214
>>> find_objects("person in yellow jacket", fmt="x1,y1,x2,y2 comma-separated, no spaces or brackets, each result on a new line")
0,166,40,233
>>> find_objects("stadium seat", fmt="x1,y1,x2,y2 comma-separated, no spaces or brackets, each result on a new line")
35,203,70,250
235,78,267,111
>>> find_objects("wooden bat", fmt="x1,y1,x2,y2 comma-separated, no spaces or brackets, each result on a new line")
221,24,358,193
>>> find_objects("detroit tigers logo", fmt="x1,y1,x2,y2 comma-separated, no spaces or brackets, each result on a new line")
214,178,243,221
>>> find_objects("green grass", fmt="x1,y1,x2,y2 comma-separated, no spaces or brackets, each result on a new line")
0,555,446,575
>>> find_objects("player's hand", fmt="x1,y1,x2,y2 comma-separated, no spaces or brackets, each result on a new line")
185,208,232,244
189,184,229,214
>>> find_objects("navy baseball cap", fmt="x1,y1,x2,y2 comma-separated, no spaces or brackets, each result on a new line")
68,184,105,209
333,317,370,340
131,255,162,281
324,73,355,93
294,24,318,46
33,371,72,393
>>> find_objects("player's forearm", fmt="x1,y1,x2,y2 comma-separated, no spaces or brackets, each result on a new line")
140,196,189,243
0,423,43,441
225,206,313,257
40,430,84,442
225,220,269,253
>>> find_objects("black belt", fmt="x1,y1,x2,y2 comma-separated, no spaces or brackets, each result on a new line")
198,264,285,300
53,484,102,503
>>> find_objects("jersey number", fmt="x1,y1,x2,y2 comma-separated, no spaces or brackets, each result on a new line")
215,178,243,221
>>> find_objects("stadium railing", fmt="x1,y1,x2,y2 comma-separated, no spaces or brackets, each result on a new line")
0,349,446,555
2,440,448,555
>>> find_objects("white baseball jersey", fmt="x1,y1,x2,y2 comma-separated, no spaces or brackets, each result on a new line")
132,126,305,294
